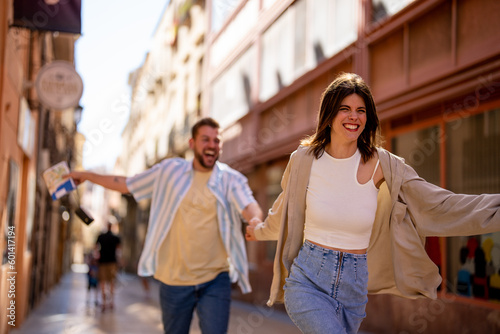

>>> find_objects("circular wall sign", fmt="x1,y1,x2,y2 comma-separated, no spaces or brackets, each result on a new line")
35,61,83,110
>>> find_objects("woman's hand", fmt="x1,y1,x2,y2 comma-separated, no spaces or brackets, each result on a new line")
245,217,261,241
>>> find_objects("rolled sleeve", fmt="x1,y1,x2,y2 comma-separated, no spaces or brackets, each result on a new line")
126,164,161,202
230,176,256,212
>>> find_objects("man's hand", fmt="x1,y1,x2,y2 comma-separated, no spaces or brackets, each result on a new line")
64,171,88,186
245,217,261,241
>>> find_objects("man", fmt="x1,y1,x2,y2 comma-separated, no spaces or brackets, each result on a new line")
67,117,263,334
95,221,121,311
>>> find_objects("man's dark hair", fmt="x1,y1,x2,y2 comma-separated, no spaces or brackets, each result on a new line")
191,117,220,139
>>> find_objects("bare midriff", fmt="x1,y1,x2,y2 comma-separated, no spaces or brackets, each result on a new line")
307,240,367,254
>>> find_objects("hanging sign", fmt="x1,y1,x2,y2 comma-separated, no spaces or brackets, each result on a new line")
35,61,83,110
12,0,82,34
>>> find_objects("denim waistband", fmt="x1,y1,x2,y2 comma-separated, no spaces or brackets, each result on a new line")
303,239,367,259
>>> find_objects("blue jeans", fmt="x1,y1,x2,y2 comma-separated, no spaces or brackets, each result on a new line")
284,240,369,334
159,272,231,334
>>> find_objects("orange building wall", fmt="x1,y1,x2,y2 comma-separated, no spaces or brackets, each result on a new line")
0,2,40,333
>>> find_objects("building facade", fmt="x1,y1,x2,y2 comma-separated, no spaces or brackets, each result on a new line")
115,0,207,273
205,0,500,332
112,0,500,331
0,1,82,333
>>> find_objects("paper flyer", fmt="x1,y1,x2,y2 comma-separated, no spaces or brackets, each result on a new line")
42,161,76,200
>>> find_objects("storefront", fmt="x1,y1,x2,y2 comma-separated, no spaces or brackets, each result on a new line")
213,0,500,332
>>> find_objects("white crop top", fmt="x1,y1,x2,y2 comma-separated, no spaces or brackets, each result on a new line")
304,149,379,250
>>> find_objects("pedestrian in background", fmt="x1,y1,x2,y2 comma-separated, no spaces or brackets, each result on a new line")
85,251,99,306
67,117,263,334
96,221,121,311
246,72,500,334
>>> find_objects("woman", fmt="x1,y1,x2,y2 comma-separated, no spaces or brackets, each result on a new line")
245,73,500,334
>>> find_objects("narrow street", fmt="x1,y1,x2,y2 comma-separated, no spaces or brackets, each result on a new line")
10,265,302,334
4,1,500,333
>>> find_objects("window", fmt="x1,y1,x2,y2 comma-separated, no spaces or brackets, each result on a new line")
259,6,295,102
210,0,258,68
309,0,357,66
3,160,19,265
372,0,415,23
391,126,441,186
446,109,500,301
392,108,500,302
211,0,241,32
259,0,358,102
211,46,257,128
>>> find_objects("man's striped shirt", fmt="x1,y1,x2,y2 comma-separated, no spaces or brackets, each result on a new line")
126,158,255,293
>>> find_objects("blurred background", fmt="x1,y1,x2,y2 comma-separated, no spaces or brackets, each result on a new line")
1,0,500,333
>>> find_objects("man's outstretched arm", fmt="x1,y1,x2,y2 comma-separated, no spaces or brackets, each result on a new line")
241,202,263,223
65,171,130,194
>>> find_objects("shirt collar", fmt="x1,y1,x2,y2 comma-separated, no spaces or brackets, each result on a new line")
183,159,223,188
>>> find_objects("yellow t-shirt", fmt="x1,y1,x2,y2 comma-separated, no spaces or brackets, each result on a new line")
154,170,229,285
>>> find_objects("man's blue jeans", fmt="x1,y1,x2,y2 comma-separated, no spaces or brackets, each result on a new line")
159,272,231,334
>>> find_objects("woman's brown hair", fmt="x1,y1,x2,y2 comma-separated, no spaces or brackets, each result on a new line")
301,73,381,162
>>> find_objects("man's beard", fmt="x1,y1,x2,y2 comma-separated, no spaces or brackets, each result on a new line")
194,150,218,169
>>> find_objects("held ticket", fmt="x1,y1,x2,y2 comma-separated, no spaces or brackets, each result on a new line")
42,161,76,200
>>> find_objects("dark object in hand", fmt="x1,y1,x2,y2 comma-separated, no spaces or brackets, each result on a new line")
75,207,94,225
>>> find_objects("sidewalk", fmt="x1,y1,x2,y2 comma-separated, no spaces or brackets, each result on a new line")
11,265,301,334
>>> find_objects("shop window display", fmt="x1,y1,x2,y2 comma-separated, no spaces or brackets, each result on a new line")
392,108,500,302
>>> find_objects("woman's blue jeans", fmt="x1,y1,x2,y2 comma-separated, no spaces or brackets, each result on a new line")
284,240,369,334
159,271,231,334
